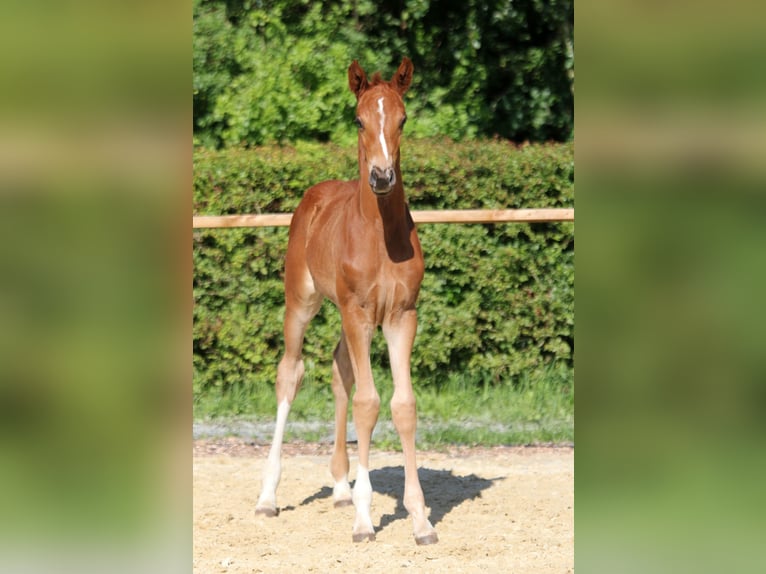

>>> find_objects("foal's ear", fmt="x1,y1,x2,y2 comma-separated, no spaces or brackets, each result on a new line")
391,57,414,96
348,60,369,100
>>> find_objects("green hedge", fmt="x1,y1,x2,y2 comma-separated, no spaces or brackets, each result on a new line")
193,139,573,399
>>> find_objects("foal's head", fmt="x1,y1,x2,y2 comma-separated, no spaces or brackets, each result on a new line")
348,57,413,196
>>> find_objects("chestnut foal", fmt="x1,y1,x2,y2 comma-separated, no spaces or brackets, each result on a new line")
255,57,437,545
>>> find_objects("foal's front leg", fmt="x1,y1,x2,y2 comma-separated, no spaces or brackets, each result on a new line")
340,309,379,542
383,310,438,545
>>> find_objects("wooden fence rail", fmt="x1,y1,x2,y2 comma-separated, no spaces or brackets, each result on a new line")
192,208,573,229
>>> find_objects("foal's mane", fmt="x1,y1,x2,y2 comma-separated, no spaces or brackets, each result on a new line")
369,71,386,86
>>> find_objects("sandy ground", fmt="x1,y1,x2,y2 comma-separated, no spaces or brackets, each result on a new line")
193,439,573,574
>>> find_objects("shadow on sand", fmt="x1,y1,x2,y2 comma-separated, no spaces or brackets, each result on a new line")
370,466,503,534
293,465,503,536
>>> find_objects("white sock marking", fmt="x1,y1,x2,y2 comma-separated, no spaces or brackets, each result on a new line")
377,97,389,162
333,477,352,502
257,398,291,508
272,398,290,449
353,464,374,534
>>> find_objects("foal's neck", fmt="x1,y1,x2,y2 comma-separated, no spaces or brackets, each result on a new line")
358,161,407,223
357,160,414,262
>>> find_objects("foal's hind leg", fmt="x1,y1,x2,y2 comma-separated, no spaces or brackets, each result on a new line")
330,331,354,507
255,289,321,516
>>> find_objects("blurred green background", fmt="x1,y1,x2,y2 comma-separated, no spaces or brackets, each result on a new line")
0,1,189,572
577,1,766,572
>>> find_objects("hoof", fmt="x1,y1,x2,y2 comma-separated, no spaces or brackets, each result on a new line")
352,532,376,543
415,532,439,546
255,505,278,517
333,498,353,508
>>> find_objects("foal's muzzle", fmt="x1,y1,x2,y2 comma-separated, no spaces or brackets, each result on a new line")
369,166,396,194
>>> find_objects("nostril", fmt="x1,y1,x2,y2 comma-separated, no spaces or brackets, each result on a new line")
369,167,380,186
369,166,395,192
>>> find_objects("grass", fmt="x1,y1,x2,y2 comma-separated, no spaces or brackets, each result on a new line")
193,363,573,449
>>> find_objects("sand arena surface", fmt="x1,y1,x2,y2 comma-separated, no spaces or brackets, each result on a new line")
193,440,573,573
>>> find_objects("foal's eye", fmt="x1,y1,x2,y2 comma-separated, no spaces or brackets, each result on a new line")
399,115,407,129
354,117,363,129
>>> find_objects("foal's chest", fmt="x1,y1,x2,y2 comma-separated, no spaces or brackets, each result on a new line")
338,234,423,317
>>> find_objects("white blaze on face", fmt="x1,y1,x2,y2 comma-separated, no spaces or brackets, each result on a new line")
377,97,390,162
